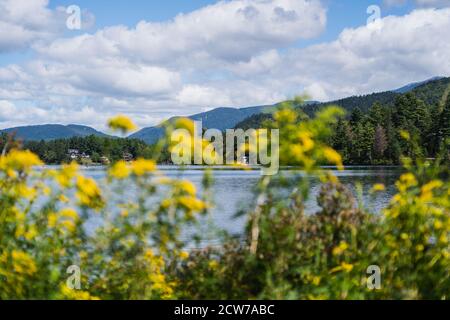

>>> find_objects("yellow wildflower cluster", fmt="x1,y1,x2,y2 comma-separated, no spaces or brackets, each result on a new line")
132,158,156,176
0,149,42,174
272,105,345,171
76,176,104,209
144,249,176,299
59,284,100,300
108,160,130,179
108,158,157,179
47,208,79,233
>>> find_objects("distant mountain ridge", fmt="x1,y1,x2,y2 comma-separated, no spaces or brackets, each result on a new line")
1,77,446,143
235,76,450,130
129,105,273,144
393,76,444,94
1,124,109,141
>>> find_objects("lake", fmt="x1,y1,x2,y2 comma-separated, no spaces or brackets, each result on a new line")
74,166,401,239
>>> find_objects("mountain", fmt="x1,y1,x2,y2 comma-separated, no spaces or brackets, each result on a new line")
393,76,444,94
130,105,273,144
235,76,450,130
1,124,109,141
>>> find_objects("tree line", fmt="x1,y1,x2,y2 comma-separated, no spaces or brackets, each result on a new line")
0,134,157,164
330,93,449,164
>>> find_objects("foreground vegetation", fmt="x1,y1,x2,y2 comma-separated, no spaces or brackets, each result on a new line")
0,104,449,299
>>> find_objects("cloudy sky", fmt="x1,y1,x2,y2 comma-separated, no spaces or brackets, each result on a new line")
0,0,449,131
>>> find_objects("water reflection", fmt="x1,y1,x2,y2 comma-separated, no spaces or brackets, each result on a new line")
77,166,401,237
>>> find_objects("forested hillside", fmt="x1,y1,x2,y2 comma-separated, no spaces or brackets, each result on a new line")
236,77,450,165
0,134,154,164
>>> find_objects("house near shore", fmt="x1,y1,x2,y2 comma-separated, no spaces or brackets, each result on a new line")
100,156,110,165
123,152,133,162
68,149,79,160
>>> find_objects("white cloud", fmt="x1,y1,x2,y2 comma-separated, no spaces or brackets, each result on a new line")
177,85,232,107
36,0,326,65
385,0,450,7
234,7,450,101
1,1,450,132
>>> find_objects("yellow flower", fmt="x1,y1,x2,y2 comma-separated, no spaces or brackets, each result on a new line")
56,162,79,188
178,180,197,196
312,276,321,286
108,160,130,179
434,220,443,230
298,132,315,152
399,130,410,141
131,159,156,176
24,225,38,241
61,220,76,233
48,213,58,228
323,147,343,170
60,284,100,300
107,115,137,133
208,260,219,270
341,262,353,273
371,183,386,192
79,251,88,260
174,118,195,135
16,184,37,200
332,241,349,256
59,194,70,203
76,176,103,208
2,149,43,172
60,208,79,220
11,250,37,275
179,251,189,260
161,199,172,209
420,180,443,201
178,196,206,212
399,173,417,188
274,108,297,123
330,262,354,273
145,249,154,260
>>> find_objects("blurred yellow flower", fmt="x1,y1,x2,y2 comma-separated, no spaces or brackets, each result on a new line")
174,118,195,135
323,147,343,170
132,159,156,176
179,251,189,260
76,176,103,209
332,241,349,256
108,160,130,179
371,183,386,192
107,115,137,133
11,250,37,275
60,208,79,220
1,149,42,172
48,213,58,228
177,180,197,196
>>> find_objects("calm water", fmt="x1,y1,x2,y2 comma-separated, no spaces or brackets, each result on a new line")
73,166,401,237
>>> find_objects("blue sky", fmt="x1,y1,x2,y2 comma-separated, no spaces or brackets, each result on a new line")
0,0,449,130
